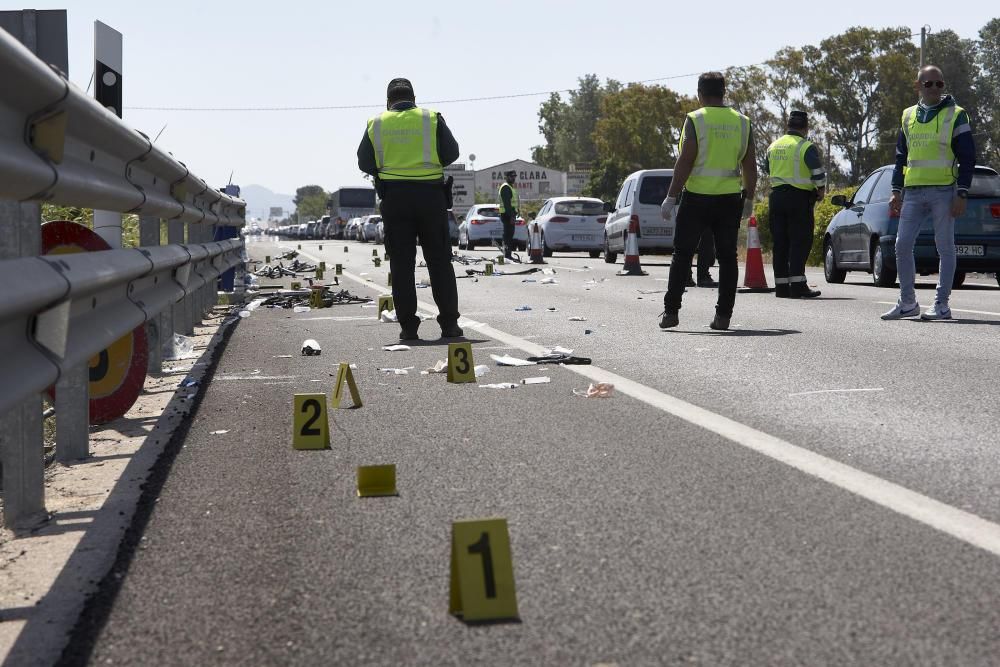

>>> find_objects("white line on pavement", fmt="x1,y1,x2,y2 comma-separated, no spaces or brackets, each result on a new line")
788,388,884,397
216,375,296,381
876,301,1000,317
300,250,1000,558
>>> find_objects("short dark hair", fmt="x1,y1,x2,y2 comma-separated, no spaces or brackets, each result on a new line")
788,110,808,130
697,72,725,98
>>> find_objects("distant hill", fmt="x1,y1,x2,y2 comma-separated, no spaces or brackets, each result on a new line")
240,184,295,221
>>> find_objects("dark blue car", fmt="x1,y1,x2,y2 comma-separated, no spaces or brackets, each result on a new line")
823,165,1000,288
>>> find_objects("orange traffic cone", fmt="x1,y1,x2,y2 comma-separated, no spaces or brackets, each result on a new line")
528,222,545,264
617,215,647,276
739,215,772,293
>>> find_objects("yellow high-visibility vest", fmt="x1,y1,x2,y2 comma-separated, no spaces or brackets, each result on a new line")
498,182,519,214
767,134,817,191
902,104,962,187
366,107,443,181
682,106,750,195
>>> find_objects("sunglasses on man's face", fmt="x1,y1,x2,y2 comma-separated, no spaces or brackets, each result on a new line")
921,80,945,89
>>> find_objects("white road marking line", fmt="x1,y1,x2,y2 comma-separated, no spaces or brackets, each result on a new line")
216,375,296,381
788,388,884,397
876,301,1000,317
312,261,1000,558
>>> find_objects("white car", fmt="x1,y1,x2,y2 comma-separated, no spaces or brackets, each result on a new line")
458,205,527,251
360,215,382,243
343,217,362,241
534,197,607,258
603,169,674,263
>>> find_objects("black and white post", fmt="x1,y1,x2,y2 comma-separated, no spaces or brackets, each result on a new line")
92,20,123,248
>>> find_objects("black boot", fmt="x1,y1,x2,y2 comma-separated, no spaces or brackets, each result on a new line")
789,282,821,298
775,284,790,298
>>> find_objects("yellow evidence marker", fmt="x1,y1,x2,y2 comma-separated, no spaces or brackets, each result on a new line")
374,258,382,267
318,244,323,250
292,394,330,450
357,465,397,497
309,287,325,309
449,518,519,622
496,255,504,265
335,263,343,275
377,295,394,319
447,342,476,384
315,267,325,280
319,261,326,271
372,248,378,257
484,262,494,276
331,362,362,409
290,281,302,290
344,246,349,253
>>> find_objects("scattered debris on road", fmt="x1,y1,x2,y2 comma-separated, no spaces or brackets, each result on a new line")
301,339,322,356
574,382,614,398
382,344,411,352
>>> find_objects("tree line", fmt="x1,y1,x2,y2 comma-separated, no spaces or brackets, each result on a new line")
530,22,1000,202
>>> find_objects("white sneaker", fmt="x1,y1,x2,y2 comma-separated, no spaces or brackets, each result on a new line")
920,303,952,320
881,302,920,320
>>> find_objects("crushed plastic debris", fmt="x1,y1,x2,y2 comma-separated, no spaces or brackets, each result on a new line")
479,382,518,389
301,339,322,356
274,355,293,358
378,367,413,375
210,430,229,435
382,344,411,352
527,353,592,365
514,305,532,311
568,316,587,321
542,346,574,356
421,359,449,374
293,306,311,313
521,376,551,385
521,278,537,283
541,268,556,275
165,333,196,360
490,354,536,367
474,365,490,378
179,378,200,388
546,307,558,312
585,329,594,334
540,277,558,285
380,309,398,323
574,382,615,398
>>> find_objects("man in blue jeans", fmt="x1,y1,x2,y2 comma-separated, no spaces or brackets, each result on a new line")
881,64,977,321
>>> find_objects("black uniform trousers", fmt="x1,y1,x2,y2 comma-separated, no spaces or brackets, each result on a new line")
380,181,460,331
768,186,816,285
500,212,515,256
695,227,716,280
664,191,742,318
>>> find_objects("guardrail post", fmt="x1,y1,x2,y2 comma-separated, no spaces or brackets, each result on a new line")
234,237,247,305
169,220,192,336
198,225,212,318
186,223,201,330
139,215,162,374
0,199,45,528
54,364,88,462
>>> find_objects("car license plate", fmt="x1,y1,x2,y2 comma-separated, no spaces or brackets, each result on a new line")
490,230,502,237
956,244,984,256
571,234,594,241
645,227,670,236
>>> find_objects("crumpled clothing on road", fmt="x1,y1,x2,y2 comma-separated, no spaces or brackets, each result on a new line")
526,353,592,365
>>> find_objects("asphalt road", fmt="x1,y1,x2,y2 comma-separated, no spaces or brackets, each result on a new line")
64,236,1000,666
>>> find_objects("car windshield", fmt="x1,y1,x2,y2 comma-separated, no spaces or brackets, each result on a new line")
475,207,500,217
637,176,671,205
970,170,1000,197
554,200,604,216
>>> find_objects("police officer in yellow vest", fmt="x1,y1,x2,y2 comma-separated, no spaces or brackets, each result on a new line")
660,72,758,331
498,170,519,259
358,78,463,340
881,65,977,321
765,110,826,298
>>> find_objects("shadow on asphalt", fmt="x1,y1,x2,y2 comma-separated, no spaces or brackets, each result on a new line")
905,318,1000,326
665,328,802,337
384,338,490,347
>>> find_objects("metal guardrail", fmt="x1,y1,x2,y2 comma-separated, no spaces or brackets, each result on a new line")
0,29,244,224
0,26,249,529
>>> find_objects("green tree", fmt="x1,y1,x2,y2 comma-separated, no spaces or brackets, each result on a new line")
976,18,1000,167
926,29,980,123
293,185,326,209
295,191,329,222
801,27,917,183
531,75,621,171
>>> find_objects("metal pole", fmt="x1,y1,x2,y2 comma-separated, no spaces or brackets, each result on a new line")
920,26,927,68
169,220,191,336
234,234,247,305
55,364,89,462
186,223,200,330
139,214,162,374
0,200,45,528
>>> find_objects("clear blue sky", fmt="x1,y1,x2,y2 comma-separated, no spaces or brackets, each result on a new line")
36,1,996,196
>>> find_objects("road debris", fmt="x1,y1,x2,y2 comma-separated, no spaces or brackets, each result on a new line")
301,339,322,356
574,382,615,398
514,305,532,311
568,316,587,321
490,354,536,366
210,430,229,435
378,367,413,375
479,382,518,389
421,359,448,374
380,309,398,323
382,344,411,352
521,376,551,385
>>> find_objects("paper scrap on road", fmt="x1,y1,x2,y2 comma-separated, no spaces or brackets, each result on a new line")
541,268,556,275
380,309,398,323
238,310,252,318
474,364,490,378
574,382,614,398
378,367,413,375
490,354,536,367
521,376,551,385
480,382,518,389
382,344,411,352
540,277,557,284
546,307,558,312
301,339,322,356
210,430,229,435
542,346,573,356
274,355,293,358
421,359,448,374
568,316,587,321
293,306,311,313
521,278,537,283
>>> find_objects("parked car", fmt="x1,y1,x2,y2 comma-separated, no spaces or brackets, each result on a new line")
603,169,674,263
823,165,1000,288
360,215,382,243
457,205,527,251
534,196,607,258
343,217,362,241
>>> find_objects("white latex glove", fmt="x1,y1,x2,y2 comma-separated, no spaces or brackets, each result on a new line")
661,195,678,221
741,198,754,221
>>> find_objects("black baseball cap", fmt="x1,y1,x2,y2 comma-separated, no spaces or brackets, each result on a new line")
788,110,809,127
387,78,415,99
